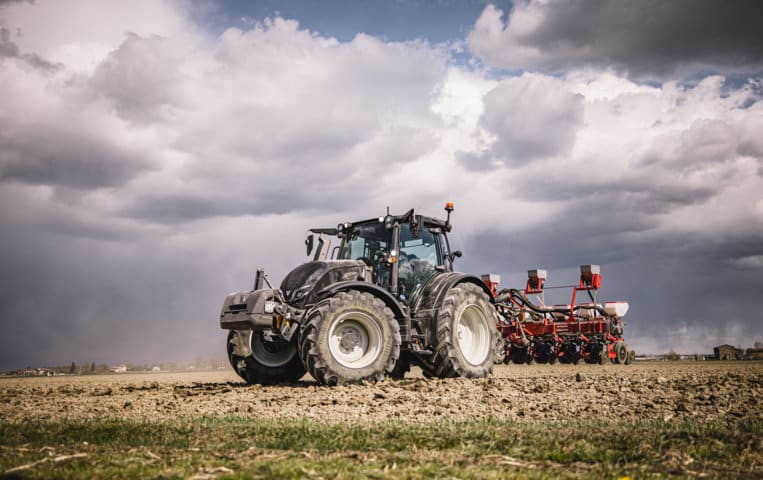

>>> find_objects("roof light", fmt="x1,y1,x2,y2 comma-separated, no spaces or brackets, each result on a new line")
445,202,454,212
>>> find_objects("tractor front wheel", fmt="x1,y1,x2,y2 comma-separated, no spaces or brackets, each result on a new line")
431,283,497,378
299,291,400,385
226,330,306,385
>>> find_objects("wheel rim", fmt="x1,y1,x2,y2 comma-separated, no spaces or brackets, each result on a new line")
328,311,383,369
250,331,297,368
456,304,491,365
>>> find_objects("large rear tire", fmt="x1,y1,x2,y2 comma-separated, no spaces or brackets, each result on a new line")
226,330,306,385
298,291,400,385
431,283,497,378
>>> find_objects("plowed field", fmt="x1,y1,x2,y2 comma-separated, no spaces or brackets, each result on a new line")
3,362,760,424
1,361,761,479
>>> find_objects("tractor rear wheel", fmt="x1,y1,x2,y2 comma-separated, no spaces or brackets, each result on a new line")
226,330,306,385
298,291,400,385
431,283,497,378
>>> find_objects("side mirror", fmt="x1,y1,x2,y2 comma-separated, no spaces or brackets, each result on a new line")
449,250,462,262
305,234,314,256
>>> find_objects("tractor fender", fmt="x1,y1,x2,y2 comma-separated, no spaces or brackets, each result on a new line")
409,273,495,346
412,272,494,313
313,280,407,321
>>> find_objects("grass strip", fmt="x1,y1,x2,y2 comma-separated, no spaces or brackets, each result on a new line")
1,417,760,479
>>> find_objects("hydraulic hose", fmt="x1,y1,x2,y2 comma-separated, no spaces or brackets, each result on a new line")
496,288,612,318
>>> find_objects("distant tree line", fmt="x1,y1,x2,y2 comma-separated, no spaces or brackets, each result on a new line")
38,356,230,374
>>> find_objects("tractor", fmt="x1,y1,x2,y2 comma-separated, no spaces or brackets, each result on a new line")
220,204,498,385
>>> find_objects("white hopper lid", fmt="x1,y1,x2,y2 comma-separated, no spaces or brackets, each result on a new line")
604,301,629,318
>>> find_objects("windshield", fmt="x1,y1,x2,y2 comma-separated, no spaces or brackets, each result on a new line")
398,224,447,296
338,222,390,261
337,218,450,298
338,222,392,288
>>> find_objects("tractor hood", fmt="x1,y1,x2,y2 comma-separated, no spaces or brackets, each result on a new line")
280,260,369,304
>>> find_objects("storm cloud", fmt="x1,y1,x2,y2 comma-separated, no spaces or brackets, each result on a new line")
0,1,761,369
468,1,763,79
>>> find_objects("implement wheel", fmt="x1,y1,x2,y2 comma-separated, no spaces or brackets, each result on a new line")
494,336,506,365
431,283,497,378
625,349,635,365
614,341,627,364
299,291,400,385
227,330,305,385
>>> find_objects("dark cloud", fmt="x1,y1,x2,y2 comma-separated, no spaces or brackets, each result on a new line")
0,123,154,189
0,26,58,71
121,193,289,224
514,175,718,218
459,219,763,353
0,217,228,368
469,1,763,79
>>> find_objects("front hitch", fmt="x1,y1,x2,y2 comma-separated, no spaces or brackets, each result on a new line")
219,288,281,330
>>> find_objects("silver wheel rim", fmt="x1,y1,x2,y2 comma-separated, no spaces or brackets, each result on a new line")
328,311,383,369
456,304,491,365
250,331,296,368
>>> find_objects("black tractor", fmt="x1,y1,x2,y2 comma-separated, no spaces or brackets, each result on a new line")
220,204,498,385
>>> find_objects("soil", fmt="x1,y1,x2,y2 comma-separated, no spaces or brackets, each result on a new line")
2,361,760,424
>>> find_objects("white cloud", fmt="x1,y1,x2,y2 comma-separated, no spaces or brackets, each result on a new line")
732,255,763,269
0,0,191,73
479,73,584,165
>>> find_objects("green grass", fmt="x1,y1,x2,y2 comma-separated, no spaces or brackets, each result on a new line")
1,417,760,479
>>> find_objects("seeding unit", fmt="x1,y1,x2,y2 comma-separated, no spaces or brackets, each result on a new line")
484,266,633,365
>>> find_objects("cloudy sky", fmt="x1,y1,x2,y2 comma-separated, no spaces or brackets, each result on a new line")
1,0,762,369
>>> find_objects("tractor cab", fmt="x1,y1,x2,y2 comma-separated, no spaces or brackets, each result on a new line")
310,208,457,304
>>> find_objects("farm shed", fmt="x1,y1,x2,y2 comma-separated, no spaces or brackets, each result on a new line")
713,344,741,360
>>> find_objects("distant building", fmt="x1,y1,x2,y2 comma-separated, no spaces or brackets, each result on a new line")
745,348,763,360
151,366,161,372
713,344,742,360
10,368,56,376
109,365,127,373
